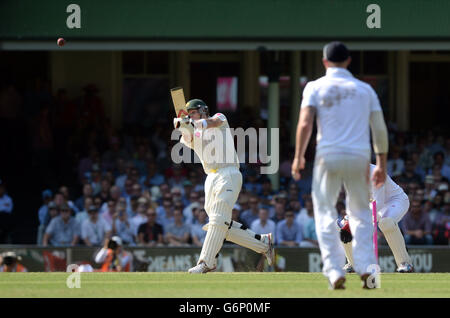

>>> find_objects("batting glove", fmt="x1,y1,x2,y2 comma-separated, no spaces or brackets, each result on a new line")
173,117,182,129
337,217,353,243
193,119,208,129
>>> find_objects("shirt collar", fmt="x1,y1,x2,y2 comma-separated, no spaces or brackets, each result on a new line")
326,67,353,78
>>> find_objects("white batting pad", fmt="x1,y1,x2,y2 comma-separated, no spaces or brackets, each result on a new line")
225,222,268,253
378,217,411,266
198,224,227,269
343,242,355,266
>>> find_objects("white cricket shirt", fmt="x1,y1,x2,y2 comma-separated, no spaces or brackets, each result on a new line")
181,113,240,174
301,67,382,160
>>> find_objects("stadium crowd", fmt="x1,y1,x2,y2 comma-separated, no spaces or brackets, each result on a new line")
0,80,449,247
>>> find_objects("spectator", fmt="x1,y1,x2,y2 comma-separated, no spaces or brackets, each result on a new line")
288,200,302,214
43,203,80,246
140,160,165,189
109,185,122,204
398,159,422,184
112,199,135,246
417,137,434,172
287,183,301,202
133,144,150,176
429,195,444,224
237,193,250,214
157,197,175,230
251,208,276,236
231,205,244,224
431,163,449,184
131,197,149,236
77,148,101,184
432,152,450,180
271,202,286,224
37,189,53,244
182,180,194,203
191,208,208,247
81,205,112,246
272,192,288,215
402,200,433,245
167,164,187,192
75,184,93,212
296,198,314,232
387,146,405,177
76,197,93,225
244,169,262,194
300,209,319,247
276,211,303,247
407,182,420,199
101,200,116,227
131,182,143,199
445,138,450,166
240,195,260,228
158,183,171,201
171,186,186,206
183,191,201,225
116,161,134,193
432,202,449,245
410,151,427,180
259,179,274,206
164,208,190,246
90,164,103,196
127,195,139,218
42,201,60,233
137,207,164,246
0,180,13,243
93,196,103,210
101,136,129,171
98,179,112,204
424,175,437,200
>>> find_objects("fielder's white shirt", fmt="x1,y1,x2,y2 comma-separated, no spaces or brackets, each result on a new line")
301,67,382,160
181,113,240,174
370,164,405,207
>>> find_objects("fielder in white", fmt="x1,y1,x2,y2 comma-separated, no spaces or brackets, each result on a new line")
291,41,389,289
174,99,274,273
338,164,413,273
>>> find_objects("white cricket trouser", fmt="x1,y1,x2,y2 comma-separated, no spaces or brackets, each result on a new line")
377,192,410,222
344,192,411,267
312,153,376,283
198,166,242,268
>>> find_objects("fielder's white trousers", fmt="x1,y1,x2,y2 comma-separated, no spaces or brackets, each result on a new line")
312,153,376,283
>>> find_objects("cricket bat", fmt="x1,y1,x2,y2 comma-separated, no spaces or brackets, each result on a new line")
170,87,188,118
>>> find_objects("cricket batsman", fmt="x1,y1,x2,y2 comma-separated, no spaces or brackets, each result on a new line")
174,99,274,273
337,164,413,273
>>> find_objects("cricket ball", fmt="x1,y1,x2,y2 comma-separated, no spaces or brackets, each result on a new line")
57,38,65,47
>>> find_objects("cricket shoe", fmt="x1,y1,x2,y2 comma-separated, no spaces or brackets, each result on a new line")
188,262,216,274
262,233,275,266
396,262,414,273
360,273,379,289
343,263,355,273
328,277,346,290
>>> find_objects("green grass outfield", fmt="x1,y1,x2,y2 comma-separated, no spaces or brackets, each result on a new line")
0,272,449,298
